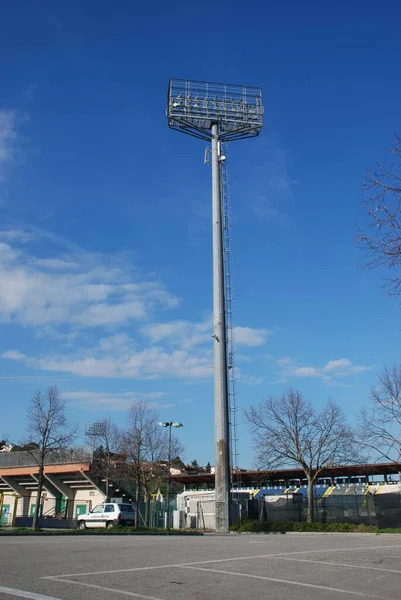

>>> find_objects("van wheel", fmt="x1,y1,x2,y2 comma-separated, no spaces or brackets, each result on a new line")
78,520,86,530
106,521,114,529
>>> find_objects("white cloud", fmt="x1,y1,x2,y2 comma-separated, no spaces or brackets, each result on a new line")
1,344,213,380
0,229,270,382
0,110,18,174
323,358,371,374
141,319,211,349
0,229,33,243
240,374,264,385
0,234,179,330
293,367,321,378
269,355,371,384
62,390,171,411
235,326,269,347
142,319,269,349
276,356,292,366
1,349,26,361
324,359,352,372
250,140,297,223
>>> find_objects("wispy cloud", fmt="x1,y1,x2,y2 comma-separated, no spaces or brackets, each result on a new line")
249,139,297,223
0,231,179,331
267,355,371,385
142,319,269,349
61,390,171,411
235,326,270,347
240,374,264,386
0,110,26,179
0,110,17,176
21,85,37,102
1,345,213,380
323,358,370,374
0,228,270,382
141,318,211,349
1,320,270,381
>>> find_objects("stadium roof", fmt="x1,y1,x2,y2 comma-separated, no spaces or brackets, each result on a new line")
171,462,401,486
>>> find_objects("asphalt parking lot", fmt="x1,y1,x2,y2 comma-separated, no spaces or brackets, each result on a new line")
1,533,401,600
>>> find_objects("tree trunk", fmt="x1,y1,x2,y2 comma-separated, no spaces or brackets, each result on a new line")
306,474,314,523
134,477,140,528
144,490,150,527
33,465,44,530
105,468,110,502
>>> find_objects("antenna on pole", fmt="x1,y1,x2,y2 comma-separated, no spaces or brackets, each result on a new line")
167,78,263,532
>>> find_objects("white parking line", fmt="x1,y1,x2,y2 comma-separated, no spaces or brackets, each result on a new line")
49,578,164,600
269,555,401,574
41,543,401,579
179,565,390,599
0,586,65,600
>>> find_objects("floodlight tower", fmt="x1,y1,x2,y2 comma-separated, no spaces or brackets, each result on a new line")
167,79,263,532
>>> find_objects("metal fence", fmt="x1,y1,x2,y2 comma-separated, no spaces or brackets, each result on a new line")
254,493,401,528
0,448,91,468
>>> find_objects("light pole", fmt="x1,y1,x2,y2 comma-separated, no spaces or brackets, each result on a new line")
167,79,263,532
85,422,105,460
159,421,183,528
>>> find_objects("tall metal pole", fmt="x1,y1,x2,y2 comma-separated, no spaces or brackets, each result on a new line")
211,122,231,533
166,422,172,529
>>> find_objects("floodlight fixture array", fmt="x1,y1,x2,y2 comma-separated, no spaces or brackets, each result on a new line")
167,79,263,142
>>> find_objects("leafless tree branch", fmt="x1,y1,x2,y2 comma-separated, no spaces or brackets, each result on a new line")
359,364,401,462
357,136,401,297
245,388,360,522
21,386,77,529
122,401,183,527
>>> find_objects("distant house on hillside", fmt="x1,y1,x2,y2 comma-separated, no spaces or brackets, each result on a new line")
0,443,12,453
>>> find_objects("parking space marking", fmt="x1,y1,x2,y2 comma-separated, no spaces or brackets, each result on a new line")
48,578,164,600
41,543,401,579
0,585,66,600
269,555,401,574
179,565,390,599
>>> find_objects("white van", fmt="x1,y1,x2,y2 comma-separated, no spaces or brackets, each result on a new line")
77,502,135,529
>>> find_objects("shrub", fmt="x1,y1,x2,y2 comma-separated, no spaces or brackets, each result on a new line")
230,519,379,533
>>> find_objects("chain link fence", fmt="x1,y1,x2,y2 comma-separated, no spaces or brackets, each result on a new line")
253,493,401,528
0,448,91,468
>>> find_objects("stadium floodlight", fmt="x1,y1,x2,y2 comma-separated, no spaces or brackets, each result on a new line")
167,79,263,141
85,422,106,436
85,422,106,459
167,78,263,533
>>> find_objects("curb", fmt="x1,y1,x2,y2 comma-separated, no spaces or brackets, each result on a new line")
0,530,203,537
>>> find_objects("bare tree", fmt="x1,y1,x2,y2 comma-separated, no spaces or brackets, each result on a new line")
123,401,151,527
123,401,183,527
90,418,123,500
357,137,401,297
359,364,401,462
141,422,183,526
25,386,77,529
246,388,359,522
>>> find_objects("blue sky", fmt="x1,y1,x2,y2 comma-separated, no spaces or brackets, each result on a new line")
1,0,400,466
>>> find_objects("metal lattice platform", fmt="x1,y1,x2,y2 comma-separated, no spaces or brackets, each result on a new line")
167,78,263,141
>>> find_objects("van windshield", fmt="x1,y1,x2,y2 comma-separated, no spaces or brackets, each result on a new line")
118,504,134,512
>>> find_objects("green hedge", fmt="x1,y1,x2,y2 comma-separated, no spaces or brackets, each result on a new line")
230,519,379,533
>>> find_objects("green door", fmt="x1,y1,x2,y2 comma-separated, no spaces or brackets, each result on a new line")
30,504,36,517
1,505,10,525
60,496,67,514
75,504,87,518
55,496,67,515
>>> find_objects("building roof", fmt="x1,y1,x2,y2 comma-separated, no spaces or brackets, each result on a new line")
170,462,401,486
